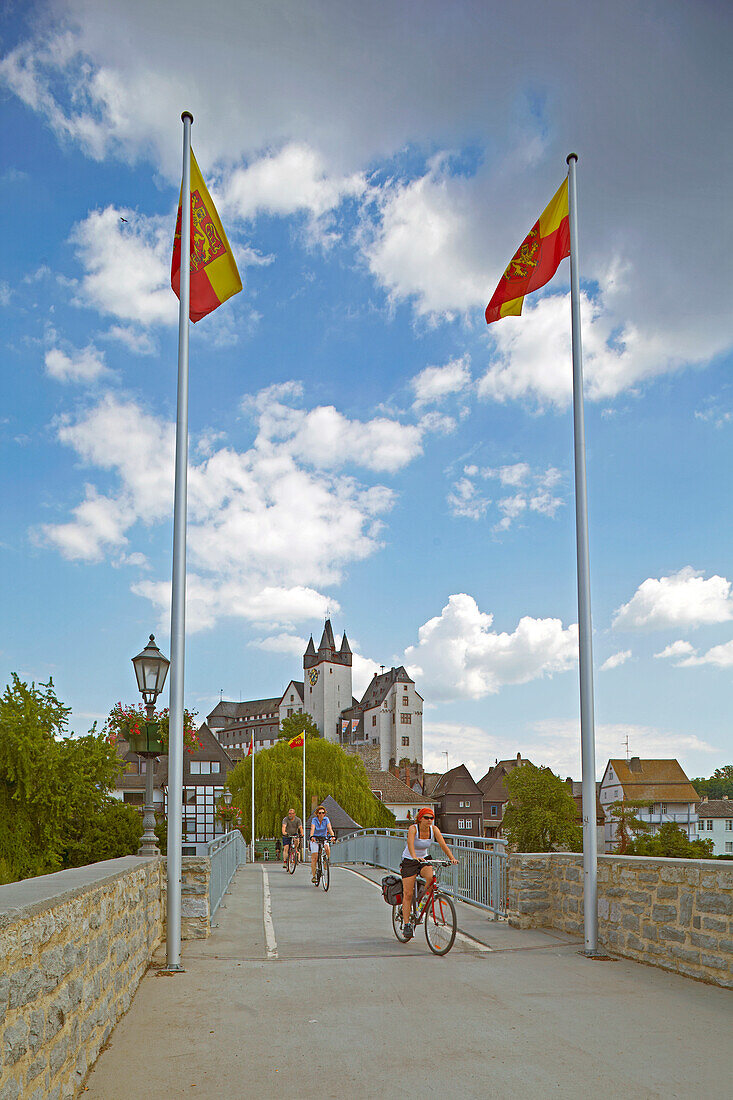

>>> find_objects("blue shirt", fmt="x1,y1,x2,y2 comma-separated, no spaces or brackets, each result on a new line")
311,814,332,837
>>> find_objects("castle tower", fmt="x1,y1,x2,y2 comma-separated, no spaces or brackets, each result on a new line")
303,620,353,742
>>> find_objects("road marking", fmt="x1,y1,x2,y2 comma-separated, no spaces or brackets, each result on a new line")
261,866,278,959
339,865,493,952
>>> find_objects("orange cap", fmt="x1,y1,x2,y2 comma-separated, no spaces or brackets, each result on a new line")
416,807,434,822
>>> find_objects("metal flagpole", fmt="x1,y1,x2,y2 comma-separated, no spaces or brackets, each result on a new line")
302,735,306,859
165,110,193,972
251,736,255,863
566,152,598,956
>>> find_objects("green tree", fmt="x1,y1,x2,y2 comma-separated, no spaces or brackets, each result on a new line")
607,799,652,854
628,822,714,859
227,734,395,841
691,765,733,801
502,763,582,852
61,800,143,867
278,712,320,742
0,675,124,882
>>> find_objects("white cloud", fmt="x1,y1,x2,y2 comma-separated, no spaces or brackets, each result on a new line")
411,355,471,407
654,640,696,662
447,462,564,528
403,593,577,702
40,386,433,630
613,567,733,632
600,650,631,672
70,207,176,326
44,343,108,383
656,638,733,670
249,633,307,657
221,142,365,243
422,721,504,779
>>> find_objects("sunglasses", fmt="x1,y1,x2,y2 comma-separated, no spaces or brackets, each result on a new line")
317,810,325,814
421,815,434,820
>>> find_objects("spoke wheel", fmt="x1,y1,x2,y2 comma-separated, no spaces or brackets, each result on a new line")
287,845,297,873
424,892,457,955
320,852,330,891
391,904,411,942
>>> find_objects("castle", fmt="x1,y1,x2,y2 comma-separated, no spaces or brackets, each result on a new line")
206,619,423,771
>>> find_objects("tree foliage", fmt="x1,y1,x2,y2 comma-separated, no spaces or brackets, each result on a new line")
278,712,320,742
226,734,395,841
61,800,143,867
502,763,582,852
691,765,733,801
628,822,714,859
0,675,124,883
606,799,652,854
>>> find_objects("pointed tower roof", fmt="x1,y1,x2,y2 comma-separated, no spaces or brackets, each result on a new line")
305,635,316,657
318,619,336,653
340,631,352,656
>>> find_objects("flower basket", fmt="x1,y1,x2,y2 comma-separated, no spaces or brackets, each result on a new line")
125,720,164,756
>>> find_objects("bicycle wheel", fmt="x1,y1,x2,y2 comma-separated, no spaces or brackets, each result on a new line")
391,904,411,942
287,844,297,873
320,852,330,891
424,891,457,955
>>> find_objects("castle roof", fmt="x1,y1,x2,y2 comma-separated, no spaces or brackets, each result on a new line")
359,666,415,709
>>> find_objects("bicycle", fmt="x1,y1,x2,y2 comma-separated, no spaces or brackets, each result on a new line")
286,836,301,874
391,859,457,955
312,835,332,891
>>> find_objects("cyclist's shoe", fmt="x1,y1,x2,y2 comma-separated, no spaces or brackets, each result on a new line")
403,922,414,940
311,875,317,884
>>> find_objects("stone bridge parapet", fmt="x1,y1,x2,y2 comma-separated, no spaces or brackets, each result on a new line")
508,853,732,987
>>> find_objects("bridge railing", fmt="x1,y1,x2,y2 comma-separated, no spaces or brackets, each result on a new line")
207,829,247,921
330,829,508,919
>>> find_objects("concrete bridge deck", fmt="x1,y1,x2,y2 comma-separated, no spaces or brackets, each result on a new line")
83,863,731,1099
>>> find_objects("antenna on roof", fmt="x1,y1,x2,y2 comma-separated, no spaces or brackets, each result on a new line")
380,665,385,673
624,733,630,761
442,751,449,771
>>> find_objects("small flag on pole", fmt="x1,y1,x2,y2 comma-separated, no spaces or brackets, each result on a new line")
288,733,304,748
485,178,570,324
246,737,253,757
171,150,242,322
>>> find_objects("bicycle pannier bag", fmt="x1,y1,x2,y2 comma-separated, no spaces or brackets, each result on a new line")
381,874,403,905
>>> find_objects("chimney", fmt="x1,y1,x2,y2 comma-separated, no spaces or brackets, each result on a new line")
629,756,642,773
516,752,521,761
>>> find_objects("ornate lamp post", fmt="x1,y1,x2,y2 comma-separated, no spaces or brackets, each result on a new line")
221,788,233,833
131,635,170,857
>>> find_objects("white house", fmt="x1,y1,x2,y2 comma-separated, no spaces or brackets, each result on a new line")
695,798,733,855
600,757,699,850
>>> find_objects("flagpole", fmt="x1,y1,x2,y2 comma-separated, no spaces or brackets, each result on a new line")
251,736,255,863
302,735,306,860
566,152,598,956
165,110,193,972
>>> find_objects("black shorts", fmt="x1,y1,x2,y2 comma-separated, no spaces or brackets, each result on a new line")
400,858,428,879
283,835,298,850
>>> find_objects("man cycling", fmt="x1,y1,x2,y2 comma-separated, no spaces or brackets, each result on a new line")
309,805,335,885
281,807,304,869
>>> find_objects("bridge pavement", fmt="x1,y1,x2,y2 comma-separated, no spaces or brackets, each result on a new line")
83,863,731,1099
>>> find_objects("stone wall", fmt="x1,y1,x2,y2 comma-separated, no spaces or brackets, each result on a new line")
508,853,732,988
164,857,211,940
0,856,163,1100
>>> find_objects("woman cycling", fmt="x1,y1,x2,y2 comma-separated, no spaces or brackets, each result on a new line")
400,808,457,940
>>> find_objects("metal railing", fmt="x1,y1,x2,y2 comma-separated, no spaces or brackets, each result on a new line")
330,829,508,919
207,829,247,922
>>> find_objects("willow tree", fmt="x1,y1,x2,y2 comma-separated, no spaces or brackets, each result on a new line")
227,734,395,841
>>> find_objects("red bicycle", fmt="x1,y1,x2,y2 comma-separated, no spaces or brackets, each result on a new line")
391,859,457,955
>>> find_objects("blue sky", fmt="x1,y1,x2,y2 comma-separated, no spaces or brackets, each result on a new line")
1,0,731,782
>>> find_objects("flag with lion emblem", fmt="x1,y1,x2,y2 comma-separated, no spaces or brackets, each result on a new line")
485,177,570,324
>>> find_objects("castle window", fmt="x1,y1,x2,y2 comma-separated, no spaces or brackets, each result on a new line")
400,713,411,724
372,715,377,726
402,736,410,747
403,695,409,705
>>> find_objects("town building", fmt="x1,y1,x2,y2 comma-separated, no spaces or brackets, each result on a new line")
428,764,484,838
695,797,733,855
111,723,236,855
365,763,435,824
477,753,530,839
600,757,700,851
565,778,607,854
207,619,424,772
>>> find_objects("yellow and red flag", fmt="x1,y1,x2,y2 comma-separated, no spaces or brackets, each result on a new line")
246,737,253,757
485,178,570,325
171,150,242,323
288,733,304,748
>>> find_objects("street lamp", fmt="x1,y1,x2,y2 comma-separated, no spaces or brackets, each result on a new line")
221,788,233,833
131,635,170,857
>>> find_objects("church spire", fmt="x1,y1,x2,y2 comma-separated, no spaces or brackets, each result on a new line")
318,619,336,653
340,631,352,656
304,635,316,658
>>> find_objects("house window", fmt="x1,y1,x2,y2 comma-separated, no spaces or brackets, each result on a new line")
402,736,410,747
123,792,144,806
400,713,411,724
726,842,733,853
372,715,377,726
661,803,667,814
287,708,293,717
725,820,732,831
211,762,220,773
403,695,409,705
491,805,498,816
